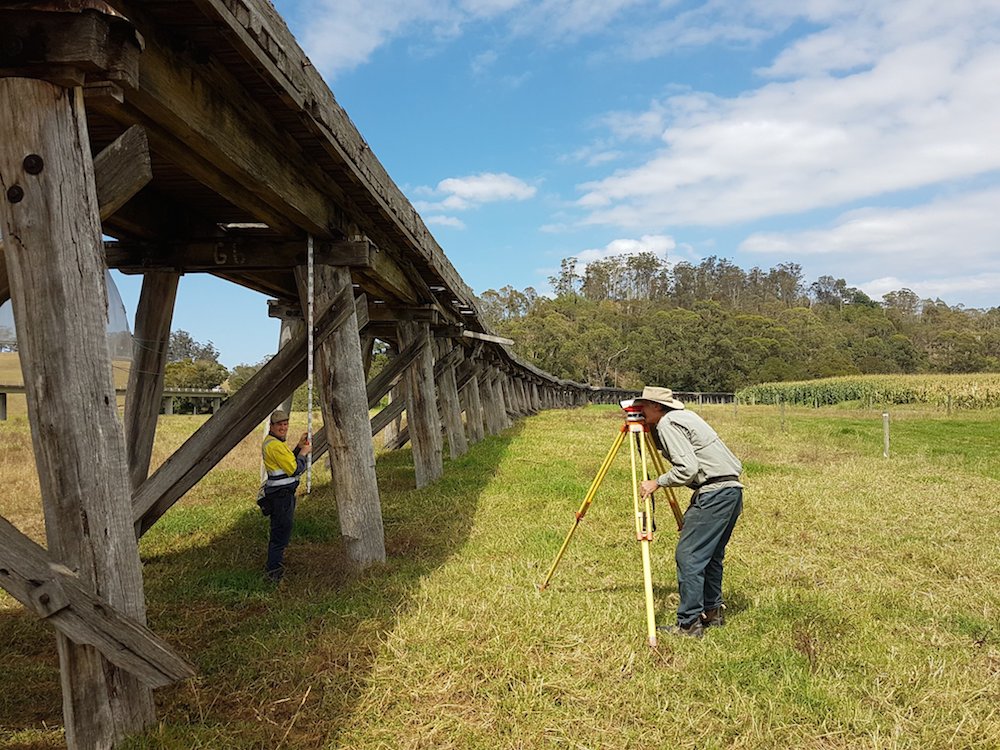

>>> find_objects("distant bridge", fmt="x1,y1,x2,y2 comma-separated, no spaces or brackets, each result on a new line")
0,384,227,420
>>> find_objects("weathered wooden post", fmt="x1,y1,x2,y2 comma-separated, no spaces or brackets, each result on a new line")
461,360,486,443
381,343,403,448
398,320,443,487
297,266,385,565
435,338,468,459
479,367,500,436
125,273,180,488
493,368,511,429
0,61,156,750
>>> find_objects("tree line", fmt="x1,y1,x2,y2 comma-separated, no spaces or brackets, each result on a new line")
478,253,1000,392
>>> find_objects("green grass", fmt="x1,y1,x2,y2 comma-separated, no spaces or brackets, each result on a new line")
1,405,999,749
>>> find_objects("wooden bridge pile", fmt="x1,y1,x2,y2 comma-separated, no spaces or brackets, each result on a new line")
0,1,636,746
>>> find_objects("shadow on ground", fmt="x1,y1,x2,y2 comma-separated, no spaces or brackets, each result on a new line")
0,426,523,749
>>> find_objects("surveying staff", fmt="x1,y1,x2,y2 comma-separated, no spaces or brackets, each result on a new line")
260,410,311,582
636,386,743,638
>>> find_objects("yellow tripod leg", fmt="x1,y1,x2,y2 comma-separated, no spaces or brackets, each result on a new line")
631,425,658,648
645,433,685,531
538,428,627,590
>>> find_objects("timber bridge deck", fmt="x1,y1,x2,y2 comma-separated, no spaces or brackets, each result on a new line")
0,1,641,746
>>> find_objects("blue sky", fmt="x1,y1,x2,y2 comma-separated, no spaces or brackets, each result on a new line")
109,0,1000,368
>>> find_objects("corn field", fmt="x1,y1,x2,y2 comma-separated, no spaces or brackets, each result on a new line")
737,373,1000,409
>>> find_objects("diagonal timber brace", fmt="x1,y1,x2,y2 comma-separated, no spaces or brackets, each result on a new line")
131,289,366,536
0,514,195,688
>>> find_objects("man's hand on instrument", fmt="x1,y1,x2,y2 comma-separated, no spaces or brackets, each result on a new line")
640,479,659,498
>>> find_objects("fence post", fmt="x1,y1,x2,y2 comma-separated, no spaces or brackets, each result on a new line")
947,393,952,416
780,398,786,432
882,411,890,458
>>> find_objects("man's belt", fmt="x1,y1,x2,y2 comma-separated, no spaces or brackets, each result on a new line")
691,474,740,491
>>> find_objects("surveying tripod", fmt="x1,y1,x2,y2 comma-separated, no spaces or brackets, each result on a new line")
538,403,685,648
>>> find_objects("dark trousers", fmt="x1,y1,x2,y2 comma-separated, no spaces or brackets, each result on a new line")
675,486,743,626
264,486,297,577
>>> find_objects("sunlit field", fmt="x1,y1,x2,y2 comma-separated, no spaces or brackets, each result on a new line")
1,403,998,749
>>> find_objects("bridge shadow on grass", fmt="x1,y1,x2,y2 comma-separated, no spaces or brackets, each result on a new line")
0,426,523,750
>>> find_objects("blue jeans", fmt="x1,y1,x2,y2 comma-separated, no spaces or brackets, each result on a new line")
675,486,743,626
264,487,297,577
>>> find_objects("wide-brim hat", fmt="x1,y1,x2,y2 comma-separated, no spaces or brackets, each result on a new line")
270,409,290,424
637,386,685,410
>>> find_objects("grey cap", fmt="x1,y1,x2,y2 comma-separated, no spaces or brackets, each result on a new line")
270,410,289,424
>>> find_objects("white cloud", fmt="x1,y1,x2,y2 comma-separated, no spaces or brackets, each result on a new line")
561,143,625,167
471,49,499,76
740,187,1000,299
299,0,451,75
576,1,1000,229
576,234,676,264
296,0,648,76
861,273,1000,305
417,172,537,212
425,215,468,229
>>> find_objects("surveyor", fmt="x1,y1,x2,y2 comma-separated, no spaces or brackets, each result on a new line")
636,386,743,638
259,409,311,582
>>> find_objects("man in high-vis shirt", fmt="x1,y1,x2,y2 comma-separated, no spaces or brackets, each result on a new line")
637,386,743,638
260,409,311,582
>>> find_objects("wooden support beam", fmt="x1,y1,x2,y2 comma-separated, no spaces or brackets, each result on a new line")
364,333,426,409
435,340,468,460
462,366,486,444
398,320,442,488
124,272,180,489
132,287,362,535
0,6,141,88
0,515,195,689
0,76,155,745
0,243,8,305
92,124,152,219
174,0,481,310
106,238,373,273
1,121,152,303
531,382,542,412
308,391,406,462
360,333,376,379
86,3,350,238
369,397,406,439
462,329,515,346
366,303,438,323
297,265,385,567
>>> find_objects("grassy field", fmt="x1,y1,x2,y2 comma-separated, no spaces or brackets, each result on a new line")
1,404,999,749
0,353,131,419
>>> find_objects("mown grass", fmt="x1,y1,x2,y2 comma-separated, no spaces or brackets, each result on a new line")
1,404,999,749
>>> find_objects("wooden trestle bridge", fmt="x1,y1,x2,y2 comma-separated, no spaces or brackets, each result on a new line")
0,1,636,747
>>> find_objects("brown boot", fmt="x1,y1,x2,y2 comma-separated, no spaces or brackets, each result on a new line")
702,606,725,628
657,620,704,638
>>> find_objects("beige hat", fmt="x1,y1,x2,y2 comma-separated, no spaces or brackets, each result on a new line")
637,386,685,410
270,410,290,424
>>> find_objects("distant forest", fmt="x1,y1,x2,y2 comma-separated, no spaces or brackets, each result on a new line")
477,254,1000,392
